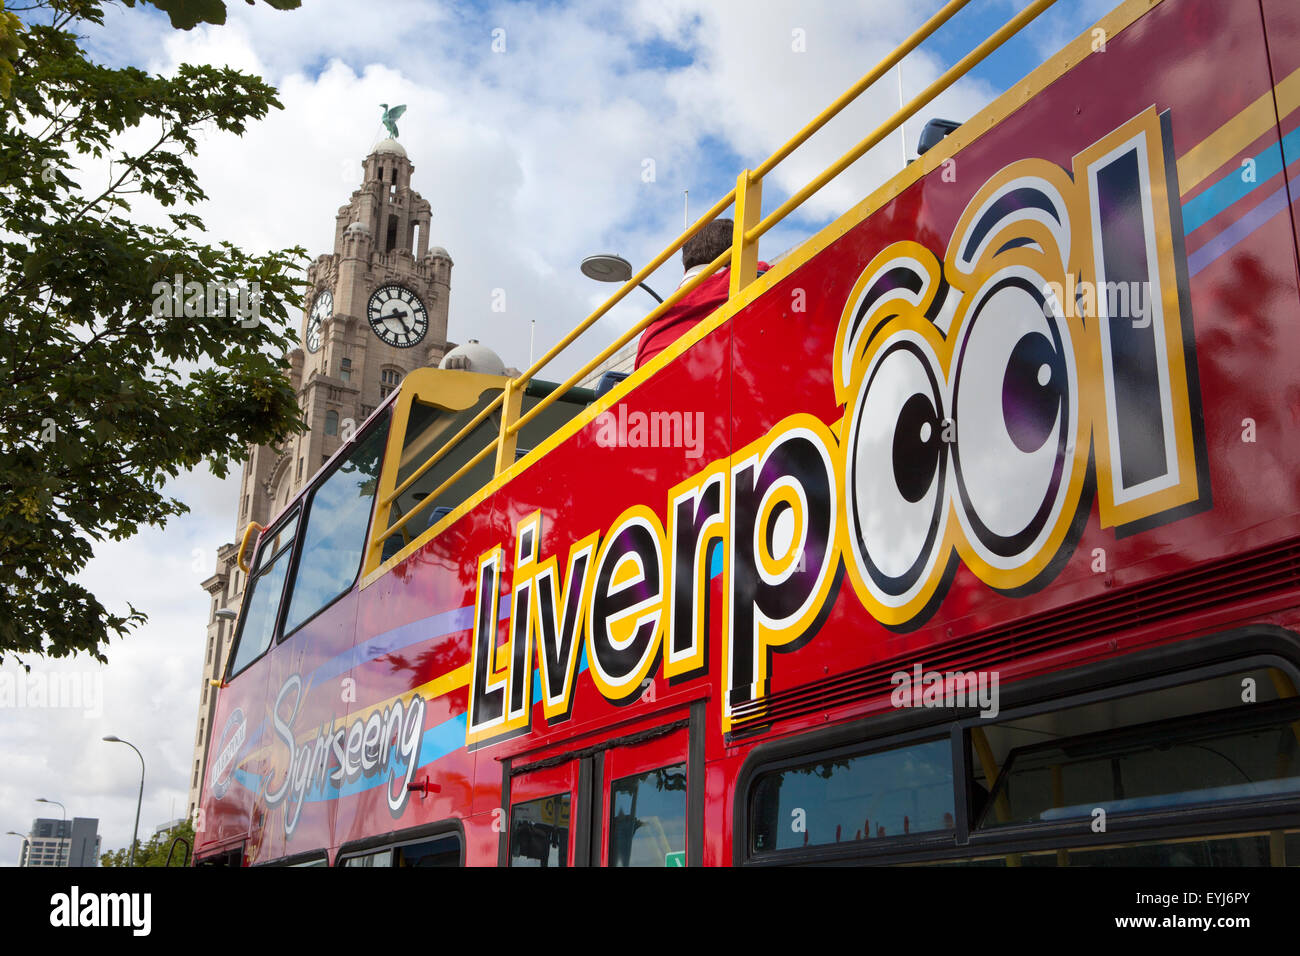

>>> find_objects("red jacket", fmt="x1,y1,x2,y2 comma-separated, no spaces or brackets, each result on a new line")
634,263,769,370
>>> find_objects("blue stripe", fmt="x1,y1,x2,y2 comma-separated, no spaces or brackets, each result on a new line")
1181,127,1300,234
1187,176,1298,276
530,646,589,705
311,592,512,684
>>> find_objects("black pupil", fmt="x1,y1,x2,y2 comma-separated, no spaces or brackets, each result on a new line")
1002,332,1063,453
892,392,941,504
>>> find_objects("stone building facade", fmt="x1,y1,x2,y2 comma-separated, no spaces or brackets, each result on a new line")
186,138,456,819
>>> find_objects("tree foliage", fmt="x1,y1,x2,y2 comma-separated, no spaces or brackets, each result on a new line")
123,0,301,31
100,817,195,866
0,0,307,665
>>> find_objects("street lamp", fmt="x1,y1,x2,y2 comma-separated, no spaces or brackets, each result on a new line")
103,736,145,867
214,609,237,621
5,831,29,867
580,254,664,303
35,797,66,865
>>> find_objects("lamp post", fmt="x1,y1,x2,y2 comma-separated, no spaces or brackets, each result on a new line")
580,254,664,303
5,831,29,867
35,797,66,865
103,736,145,867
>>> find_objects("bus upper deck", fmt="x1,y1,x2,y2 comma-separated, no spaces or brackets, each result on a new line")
195,0,1300,866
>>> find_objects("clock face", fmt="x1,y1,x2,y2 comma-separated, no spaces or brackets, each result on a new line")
306,289,332,353
367,285,428,348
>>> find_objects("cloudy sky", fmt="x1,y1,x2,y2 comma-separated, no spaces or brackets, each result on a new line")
1,0,1116,865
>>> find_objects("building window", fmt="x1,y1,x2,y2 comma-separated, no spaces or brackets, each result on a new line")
296,457,303,481
340,357,351,383
206,635,214,664
193,761,199,788
380,367,401,398
361,404,375,420
325,410,339,436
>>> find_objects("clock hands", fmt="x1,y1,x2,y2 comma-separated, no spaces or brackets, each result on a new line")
368,287,426,346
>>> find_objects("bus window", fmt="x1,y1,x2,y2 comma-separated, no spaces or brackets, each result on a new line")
509,793,570,867
342,848,391,867
381,375,598,559
974,692,1300,830
601,724,691,866
282,417,390,635
608,763,687,867
393,835,460,867
227,511,298,677
939,829,1300,867
749,738,955,854
338,831,462,867
387,389,504,549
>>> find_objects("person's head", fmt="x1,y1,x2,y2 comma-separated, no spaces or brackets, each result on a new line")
682,218,733,271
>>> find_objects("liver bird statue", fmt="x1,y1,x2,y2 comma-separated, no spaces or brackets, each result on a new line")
379,103,407,139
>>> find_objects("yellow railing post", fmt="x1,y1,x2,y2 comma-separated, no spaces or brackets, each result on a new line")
365,384,418,578
494,377,522,475
971,726,1021,867
730,168,761,298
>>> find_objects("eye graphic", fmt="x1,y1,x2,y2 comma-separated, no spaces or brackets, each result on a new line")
950,273,1075,566
844,334,949,612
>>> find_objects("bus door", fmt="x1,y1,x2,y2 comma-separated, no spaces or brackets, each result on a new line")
599,724,691,867
506,760,583,867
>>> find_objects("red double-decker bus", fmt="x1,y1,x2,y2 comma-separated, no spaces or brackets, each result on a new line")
194,0,1300,867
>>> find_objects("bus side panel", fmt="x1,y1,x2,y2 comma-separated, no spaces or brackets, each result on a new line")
194,641,267,862
1260,0,1300,263
468,320,733,761
253,589,361,864
723,0,1300,717
344,502,513,857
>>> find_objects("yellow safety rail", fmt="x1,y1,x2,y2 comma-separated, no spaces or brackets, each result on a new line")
370,0,1060,554
236,520,263,574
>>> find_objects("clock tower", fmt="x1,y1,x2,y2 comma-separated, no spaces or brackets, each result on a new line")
268,135,454,515
186,134,455,818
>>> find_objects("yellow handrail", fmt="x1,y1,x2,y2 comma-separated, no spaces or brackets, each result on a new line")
380,0,1065,560
507,245,732,439
746,0,1059,248
382,436,499,542
750,0,972,180
512,186,739,389
381,388,506,507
